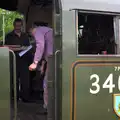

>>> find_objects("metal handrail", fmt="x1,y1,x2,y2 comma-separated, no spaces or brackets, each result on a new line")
9,50,17,120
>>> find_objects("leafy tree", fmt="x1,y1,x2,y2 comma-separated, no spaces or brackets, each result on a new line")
0,9,23,40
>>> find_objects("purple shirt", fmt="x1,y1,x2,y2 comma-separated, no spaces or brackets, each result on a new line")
33,26,53,62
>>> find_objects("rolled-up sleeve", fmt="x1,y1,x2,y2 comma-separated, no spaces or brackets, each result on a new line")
34,32,45,62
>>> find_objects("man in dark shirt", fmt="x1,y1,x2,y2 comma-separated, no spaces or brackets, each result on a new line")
5,18,30,102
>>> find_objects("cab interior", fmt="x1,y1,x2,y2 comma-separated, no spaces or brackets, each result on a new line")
0,0,53,119
25,0,52,101
78,12,116,54
26,1,52,101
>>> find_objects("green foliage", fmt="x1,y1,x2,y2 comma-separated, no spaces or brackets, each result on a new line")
0,9,23,40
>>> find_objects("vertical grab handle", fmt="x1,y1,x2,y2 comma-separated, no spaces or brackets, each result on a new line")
9,50,17,120
55,50,60,120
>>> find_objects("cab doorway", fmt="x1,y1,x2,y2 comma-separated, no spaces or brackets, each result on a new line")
8,0,62,120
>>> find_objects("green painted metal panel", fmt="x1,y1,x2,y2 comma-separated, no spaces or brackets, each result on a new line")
62,56,120,120
0,47,10,120
72,60,120,120
62,10,77,120
61,10,120,120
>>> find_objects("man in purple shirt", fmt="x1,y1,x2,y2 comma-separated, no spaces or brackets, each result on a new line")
29,23,53,113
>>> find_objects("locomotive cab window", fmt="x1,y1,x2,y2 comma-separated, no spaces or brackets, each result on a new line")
77,12,117,54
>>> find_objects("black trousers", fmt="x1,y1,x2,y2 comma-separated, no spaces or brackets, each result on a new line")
10,53,30,101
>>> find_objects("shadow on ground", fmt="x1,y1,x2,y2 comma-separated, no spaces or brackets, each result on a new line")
11,101,47,120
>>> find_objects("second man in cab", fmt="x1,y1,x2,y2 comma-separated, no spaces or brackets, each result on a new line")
5,18,31,102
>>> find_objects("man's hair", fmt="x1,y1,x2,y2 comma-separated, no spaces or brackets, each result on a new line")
13,18,23,25
33,21,48,27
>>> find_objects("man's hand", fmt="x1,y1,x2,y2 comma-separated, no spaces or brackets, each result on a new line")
29,63,37,71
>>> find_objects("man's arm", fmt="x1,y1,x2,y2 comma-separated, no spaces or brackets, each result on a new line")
34,32,45,62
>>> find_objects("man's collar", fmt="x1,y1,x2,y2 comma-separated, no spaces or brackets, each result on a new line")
12,30,22,37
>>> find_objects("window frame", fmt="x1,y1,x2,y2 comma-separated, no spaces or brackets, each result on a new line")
76,10,120,57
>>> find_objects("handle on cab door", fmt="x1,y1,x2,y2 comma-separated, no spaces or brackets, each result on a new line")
55,50,60,120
